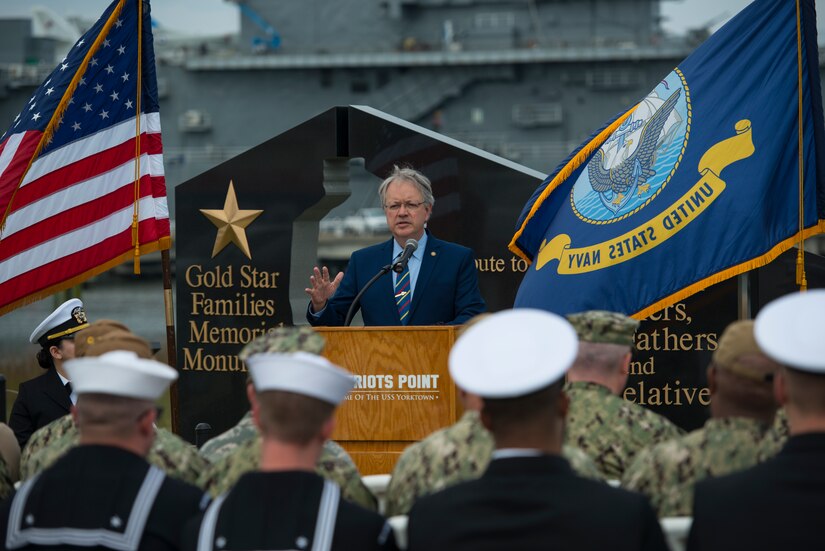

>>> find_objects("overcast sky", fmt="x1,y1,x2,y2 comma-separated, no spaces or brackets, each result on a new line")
0,0,822,40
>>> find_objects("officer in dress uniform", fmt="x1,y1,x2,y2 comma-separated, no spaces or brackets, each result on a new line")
183,351,397,551
407,309,667,551
9,299,89,448
688,290,825,550
0,350,208,550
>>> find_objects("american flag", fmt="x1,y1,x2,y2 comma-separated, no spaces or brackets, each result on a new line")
0,0,169,315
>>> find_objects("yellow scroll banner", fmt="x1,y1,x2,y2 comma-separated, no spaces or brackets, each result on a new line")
536,120,755,274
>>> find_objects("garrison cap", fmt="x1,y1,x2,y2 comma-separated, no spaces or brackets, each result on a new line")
712,320,771,383
566,310,639,347
65,351,177,401
30,298,89,347
83,330,153,359
755,290,825,374
74,320,131,357
246,351,355,406
449,309,578,399
239,326,325,361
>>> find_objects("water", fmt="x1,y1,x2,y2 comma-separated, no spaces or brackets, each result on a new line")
0,274,169,360
0,273,171,420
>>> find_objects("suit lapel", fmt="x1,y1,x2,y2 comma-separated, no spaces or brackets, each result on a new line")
409,236,440,321
43,369,71,412
376,239,400,324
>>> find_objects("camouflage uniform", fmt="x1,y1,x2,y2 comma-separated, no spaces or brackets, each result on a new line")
0,458,12,500
0,422,20,483
198,326,327,465
385,410,604,516
198,326,378,505
757,408,789,461
147,428,209,486
198,434,377,511
199,411,257,464
195,325,330,464
564,381,684,479
20,415,76,480
621,416,768,517
20,414,208,487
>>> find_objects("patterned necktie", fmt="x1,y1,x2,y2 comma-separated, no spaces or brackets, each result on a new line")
394,263,412,325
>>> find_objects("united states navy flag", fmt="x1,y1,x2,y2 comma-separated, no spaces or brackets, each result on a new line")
0,0,169,315
510,0,825,318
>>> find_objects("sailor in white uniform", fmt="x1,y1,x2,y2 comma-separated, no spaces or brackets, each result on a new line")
183,351,397,551
0,350,208,551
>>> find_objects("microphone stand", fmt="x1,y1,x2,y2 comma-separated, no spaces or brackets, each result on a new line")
344,263,393,327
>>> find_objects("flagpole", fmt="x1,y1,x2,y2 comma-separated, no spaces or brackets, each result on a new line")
132,0,144,275
162,248,179,433
795,0,808,290
737,273,750,320
134,0,177,431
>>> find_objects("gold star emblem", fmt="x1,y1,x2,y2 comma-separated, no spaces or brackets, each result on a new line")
200,181,263,259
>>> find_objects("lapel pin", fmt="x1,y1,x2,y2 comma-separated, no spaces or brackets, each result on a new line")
431,251,436,256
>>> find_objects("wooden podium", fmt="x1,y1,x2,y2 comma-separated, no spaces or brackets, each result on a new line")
317,326,462,475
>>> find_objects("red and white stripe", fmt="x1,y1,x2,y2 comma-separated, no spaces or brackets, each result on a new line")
0,131,43,217
0,113,169,312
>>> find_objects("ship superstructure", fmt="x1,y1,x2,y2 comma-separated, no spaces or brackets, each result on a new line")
0,0,823,252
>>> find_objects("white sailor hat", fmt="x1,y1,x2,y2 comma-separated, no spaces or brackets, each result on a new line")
30,298,89,346
754,290,825,374
450,309,578,398
246,351,356,406
65,350,178,400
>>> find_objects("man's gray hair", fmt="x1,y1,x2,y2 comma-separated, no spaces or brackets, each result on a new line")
378,165,435,207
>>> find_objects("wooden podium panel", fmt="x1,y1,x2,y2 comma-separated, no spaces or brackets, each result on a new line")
317,326,461,474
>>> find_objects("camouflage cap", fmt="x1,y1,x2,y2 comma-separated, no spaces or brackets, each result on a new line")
74,320,131,357
713,320,770,383
83,330,153,359
566,310,639,347
239,326,325,361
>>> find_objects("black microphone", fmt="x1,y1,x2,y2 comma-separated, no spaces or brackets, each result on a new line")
344,238,418,326
392,239,419,273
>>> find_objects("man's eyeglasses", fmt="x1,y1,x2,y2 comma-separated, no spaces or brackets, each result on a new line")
384,201,426,212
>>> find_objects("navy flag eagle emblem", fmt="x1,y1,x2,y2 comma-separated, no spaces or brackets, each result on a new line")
588,90,681,214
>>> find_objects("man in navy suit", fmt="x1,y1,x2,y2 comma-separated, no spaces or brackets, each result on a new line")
306,166,485,326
